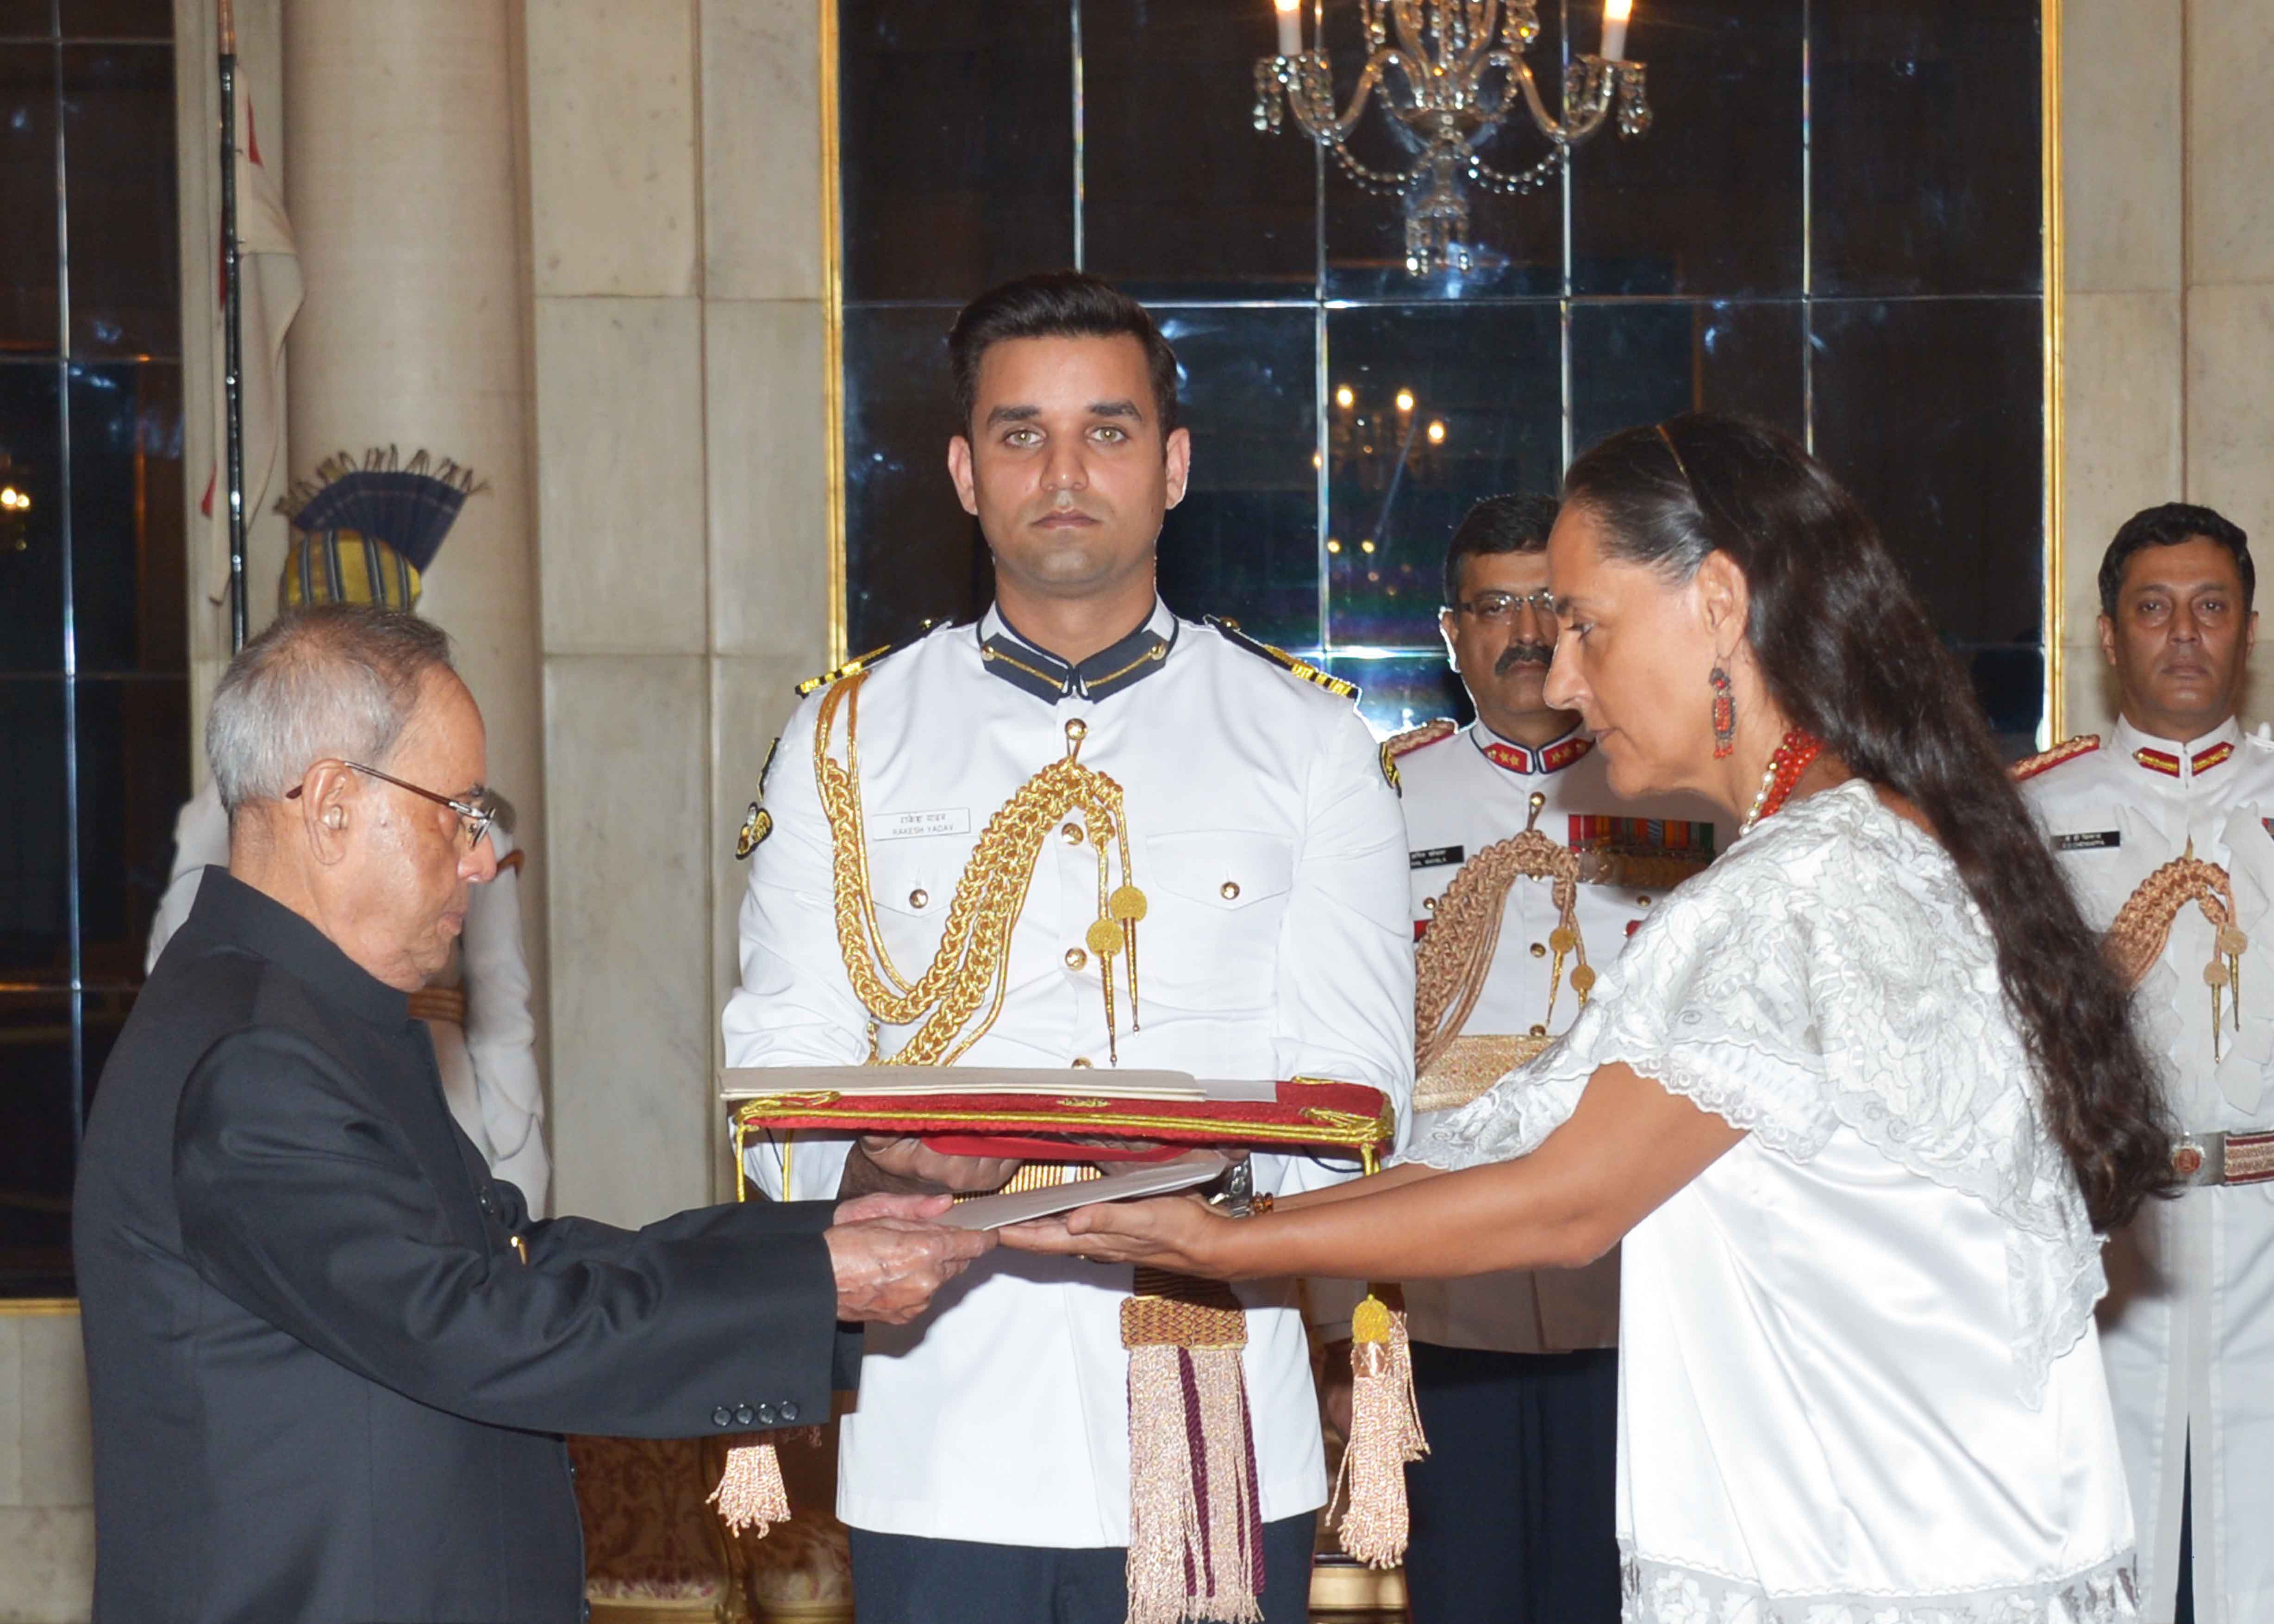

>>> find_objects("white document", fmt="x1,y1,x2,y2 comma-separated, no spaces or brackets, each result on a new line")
718,1065,1282,1104
936,1149,1232,1231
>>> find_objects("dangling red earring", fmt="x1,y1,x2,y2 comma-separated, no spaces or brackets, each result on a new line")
1710,666,1736,759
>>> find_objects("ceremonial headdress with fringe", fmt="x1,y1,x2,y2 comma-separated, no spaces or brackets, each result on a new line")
275,447,486,610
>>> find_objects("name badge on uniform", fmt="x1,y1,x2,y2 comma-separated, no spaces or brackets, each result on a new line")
1410,845,1464,870
2054,830,2120,852
868,808,974,842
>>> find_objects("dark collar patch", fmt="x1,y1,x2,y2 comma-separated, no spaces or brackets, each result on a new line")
980,615,1175,703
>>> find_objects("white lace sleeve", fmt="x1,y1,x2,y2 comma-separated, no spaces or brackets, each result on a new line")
1401,816,1833,1173
1399,780,2107,1405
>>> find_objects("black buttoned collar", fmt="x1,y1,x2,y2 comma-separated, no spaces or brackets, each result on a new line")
178,866,413,1029
978,601,1178,703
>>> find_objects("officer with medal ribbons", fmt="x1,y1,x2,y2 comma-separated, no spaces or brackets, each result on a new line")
722,273,1413,1624
1384,494,1729,1624
2018,502,2274,1624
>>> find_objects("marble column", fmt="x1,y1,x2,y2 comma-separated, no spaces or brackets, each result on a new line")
281,0,547,1070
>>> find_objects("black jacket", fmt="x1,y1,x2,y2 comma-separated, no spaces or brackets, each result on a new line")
74,870,845,1624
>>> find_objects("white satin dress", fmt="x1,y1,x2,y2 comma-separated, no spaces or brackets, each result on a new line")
1403,779,2139,1623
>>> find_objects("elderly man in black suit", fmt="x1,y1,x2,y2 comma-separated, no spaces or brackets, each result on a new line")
73,605,992,1624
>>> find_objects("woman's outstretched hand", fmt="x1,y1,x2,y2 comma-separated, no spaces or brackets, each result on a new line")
998,1192,1238,1278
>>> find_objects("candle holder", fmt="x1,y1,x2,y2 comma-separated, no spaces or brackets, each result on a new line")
1254,0,1651,276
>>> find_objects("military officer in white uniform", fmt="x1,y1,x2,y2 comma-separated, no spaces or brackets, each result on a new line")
1384,493,1727,1624
722,273,1412,1624
2019,502,2274,1624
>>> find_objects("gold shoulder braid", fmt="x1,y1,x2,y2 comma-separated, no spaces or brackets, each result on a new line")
1412,791,1587,1111
2107,845,2249,1060
813,668,1149,1064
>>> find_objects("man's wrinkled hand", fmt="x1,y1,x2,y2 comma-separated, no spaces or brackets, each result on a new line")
824,1215,994,1324
834,1190,956,1225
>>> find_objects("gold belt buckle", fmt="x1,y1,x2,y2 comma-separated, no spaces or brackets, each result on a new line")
2173,1133,2223,1184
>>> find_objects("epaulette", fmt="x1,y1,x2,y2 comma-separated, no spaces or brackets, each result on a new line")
793,640,900,698
2011,734,2101,783
1386,718,1458,758
1203,616,1361,702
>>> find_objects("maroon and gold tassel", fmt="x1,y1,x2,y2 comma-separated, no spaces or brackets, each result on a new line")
709,1440,790,1537
1331,1293,1429,1567
1123,1273,1265,1624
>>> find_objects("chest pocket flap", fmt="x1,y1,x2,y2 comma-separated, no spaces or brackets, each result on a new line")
1144,830,1296,911
866,841,964,923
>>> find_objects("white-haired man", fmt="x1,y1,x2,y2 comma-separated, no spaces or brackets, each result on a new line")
73,604,992,1624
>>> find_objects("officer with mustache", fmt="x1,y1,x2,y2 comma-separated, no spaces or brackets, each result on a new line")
1380,492,1730,1624
2018,502,2274,1624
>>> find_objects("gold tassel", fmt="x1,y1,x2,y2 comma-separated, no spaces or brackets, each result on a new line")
708,1440,790,1537
1122,1284,1264,1624
1331,1294,1428,1568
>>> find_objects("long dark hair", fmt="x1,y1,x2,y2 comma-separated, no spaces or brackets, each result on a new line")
1564,413,2173,1231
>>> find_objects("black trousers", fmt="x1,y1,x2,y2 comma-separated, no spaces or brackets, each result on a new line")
1402,1343,1621,1624
846,1514,1318,1624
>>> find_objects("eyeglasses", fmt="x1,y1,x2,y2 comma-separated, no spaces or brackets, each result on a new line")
1452,590,1559,623
288,760,500,849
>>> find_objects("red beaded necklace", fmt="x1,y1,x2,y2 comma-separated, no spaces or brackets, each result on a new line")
1742,728,1825,833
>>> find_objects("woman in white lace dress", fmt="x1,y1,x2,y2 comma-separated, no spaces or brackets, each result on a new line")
1006,414,2175,1623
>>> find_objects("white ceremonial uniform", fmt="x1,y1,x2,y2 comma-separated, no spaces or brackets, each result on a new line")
1397,721,1730,1353
723,600,1415,1549
144,781,552,1212
2022,716,2274,1623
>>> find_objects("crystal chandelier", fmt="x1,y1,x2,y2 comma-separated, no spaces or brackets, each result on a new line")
1255,0,1653,276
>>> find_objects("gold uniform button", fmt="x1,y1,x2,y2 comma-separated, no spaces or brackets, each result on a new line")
1072,1056,1094,1068
1530,942,1548,958
909,889,929,909
1061,822,1085,845
1220,881,1241,901
1423,896,1437,913
1064,947,1088,971
1637,894,1654,907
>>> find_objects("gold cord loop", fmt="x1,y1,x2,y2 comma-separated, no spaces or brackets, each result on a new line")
815,674,1149,1064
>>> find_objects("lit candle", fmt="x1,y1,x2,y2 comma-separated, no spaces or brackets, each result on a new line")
1600,0,1631,61
1275,0,1302,57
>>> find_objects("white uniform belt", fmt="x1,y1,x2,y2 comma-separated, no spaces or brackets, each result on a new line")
2172,1129,2274,1187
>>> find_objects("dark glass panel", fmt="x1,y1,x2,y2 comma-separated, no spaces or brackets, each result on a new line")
61,0,168,37
0,45,58,355
0,991,76,1297
1570,0,1803,297
1083,0,1317,299
1811,0,2041,296
0,678,69,978
1321,0,1564,300
0,3,53,37
1318,649,1470,738
1154,307,1318,647
0,359,64,670
840,0,1073,302
1962,643,2045,761
75,676,185,985
843,305,977,651
69,361,183,673
62,44,179,358
1324,303,1562,649
1810,297,2042,658
1570,300,1806,452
